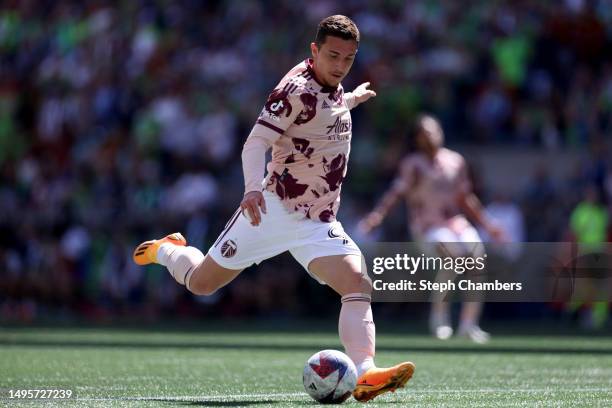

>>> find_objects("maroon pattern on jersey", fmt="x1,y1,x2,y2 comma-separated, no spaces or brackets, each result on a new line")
319,206,335,222
320,154,346,191
294,93,318,125
269,169,309,200
256,59,355,223
295,202,314,219
292,137,314,159
329,88,343,104
284,153,295,164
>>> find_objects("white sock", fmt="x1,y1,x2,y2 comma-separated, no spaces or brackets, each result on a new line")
430,302,451,329
339,293,376,377
157,243,204,288
459,302,483,331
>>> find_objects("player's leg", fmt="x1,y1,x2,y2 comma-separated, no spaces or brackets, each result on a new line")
423,226,460,340
457,302,489,343
291,222,414,402
187,256,243,295
133,191,300,295
132,231,243,295
455,225,490,343
307,253,375,375
307,254,415,402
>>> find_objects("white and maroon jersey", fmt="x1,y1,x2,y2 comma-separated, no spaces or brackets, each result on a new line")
249,58,357,223
392,148,472,237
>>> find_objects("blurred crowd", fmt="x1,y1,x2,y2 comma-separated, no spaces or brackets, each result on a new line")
1,0,611,323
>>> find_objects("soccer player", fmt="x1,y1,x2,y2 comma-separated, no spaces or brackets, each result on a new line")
133,15,414,402
359,114,504,343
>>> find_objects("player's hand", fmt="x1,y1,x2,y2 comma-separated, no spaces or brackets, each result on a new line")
240,191,267,226
487,224,508,243
357,211,383,235
352,82,377,105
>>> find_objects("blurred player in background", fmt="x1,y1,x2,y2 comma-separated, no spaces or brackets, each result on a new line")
567,184,609,329
360,114,504,343
133,15,414,402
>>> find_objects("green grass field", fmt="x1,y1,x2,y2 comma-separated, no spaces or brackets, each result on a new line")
1,323,612,407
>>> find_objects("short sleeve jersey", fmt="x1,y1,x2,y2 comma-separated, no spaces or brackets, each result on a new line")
249,58,357,223
393,148,471,236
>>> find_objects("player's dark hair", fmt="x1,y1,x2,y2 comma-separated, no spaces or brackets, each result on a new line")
415,114,430,130
414,113,445,148
315,15,360,46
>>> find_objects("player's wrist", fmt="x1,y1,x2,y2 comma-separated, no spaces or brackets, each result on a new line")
483,221,498,234
369,210,384,225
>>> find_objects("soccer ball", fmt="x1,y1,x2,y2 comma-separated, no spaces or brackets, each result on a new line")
303,349,358,404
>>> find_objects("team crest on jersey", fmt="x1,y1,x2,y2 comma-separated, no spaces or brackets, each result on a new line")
220,239,238,258
263,89,293,122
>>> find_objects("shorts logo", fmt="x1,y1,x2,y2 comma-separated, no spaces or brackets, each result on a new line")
220,239,237,258
328,227,349,245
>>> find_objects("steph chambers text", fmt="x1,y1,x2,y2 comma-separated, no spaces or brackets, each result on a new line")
373,279,522,292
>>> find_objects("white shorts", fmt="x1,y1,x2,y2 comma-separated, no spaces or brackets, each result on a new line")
207,191,362,283
421,217,484,258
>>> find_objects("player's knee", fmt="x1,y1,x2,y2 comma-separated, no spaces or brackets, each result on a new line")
187,264,220,296
189,280,219,296
342,272,372,296
360,274,373,295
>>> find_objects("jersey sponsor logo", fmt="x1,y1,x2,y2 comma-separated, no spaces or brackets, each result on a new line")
327,133,350,141
263,89,293,122
325,116,351,135
321,100,331,110
220,239,238,258
270,100,284,111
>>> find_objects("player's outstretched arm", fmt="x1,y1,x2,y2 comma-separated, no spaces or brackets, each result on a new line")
348,82,377,108
458,192,506,242
358,186,403,235
359,157,412,234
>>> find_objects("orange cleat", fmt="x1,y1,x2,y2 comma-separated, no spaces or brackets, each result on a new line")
132,233,187,265
352,361,415,402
